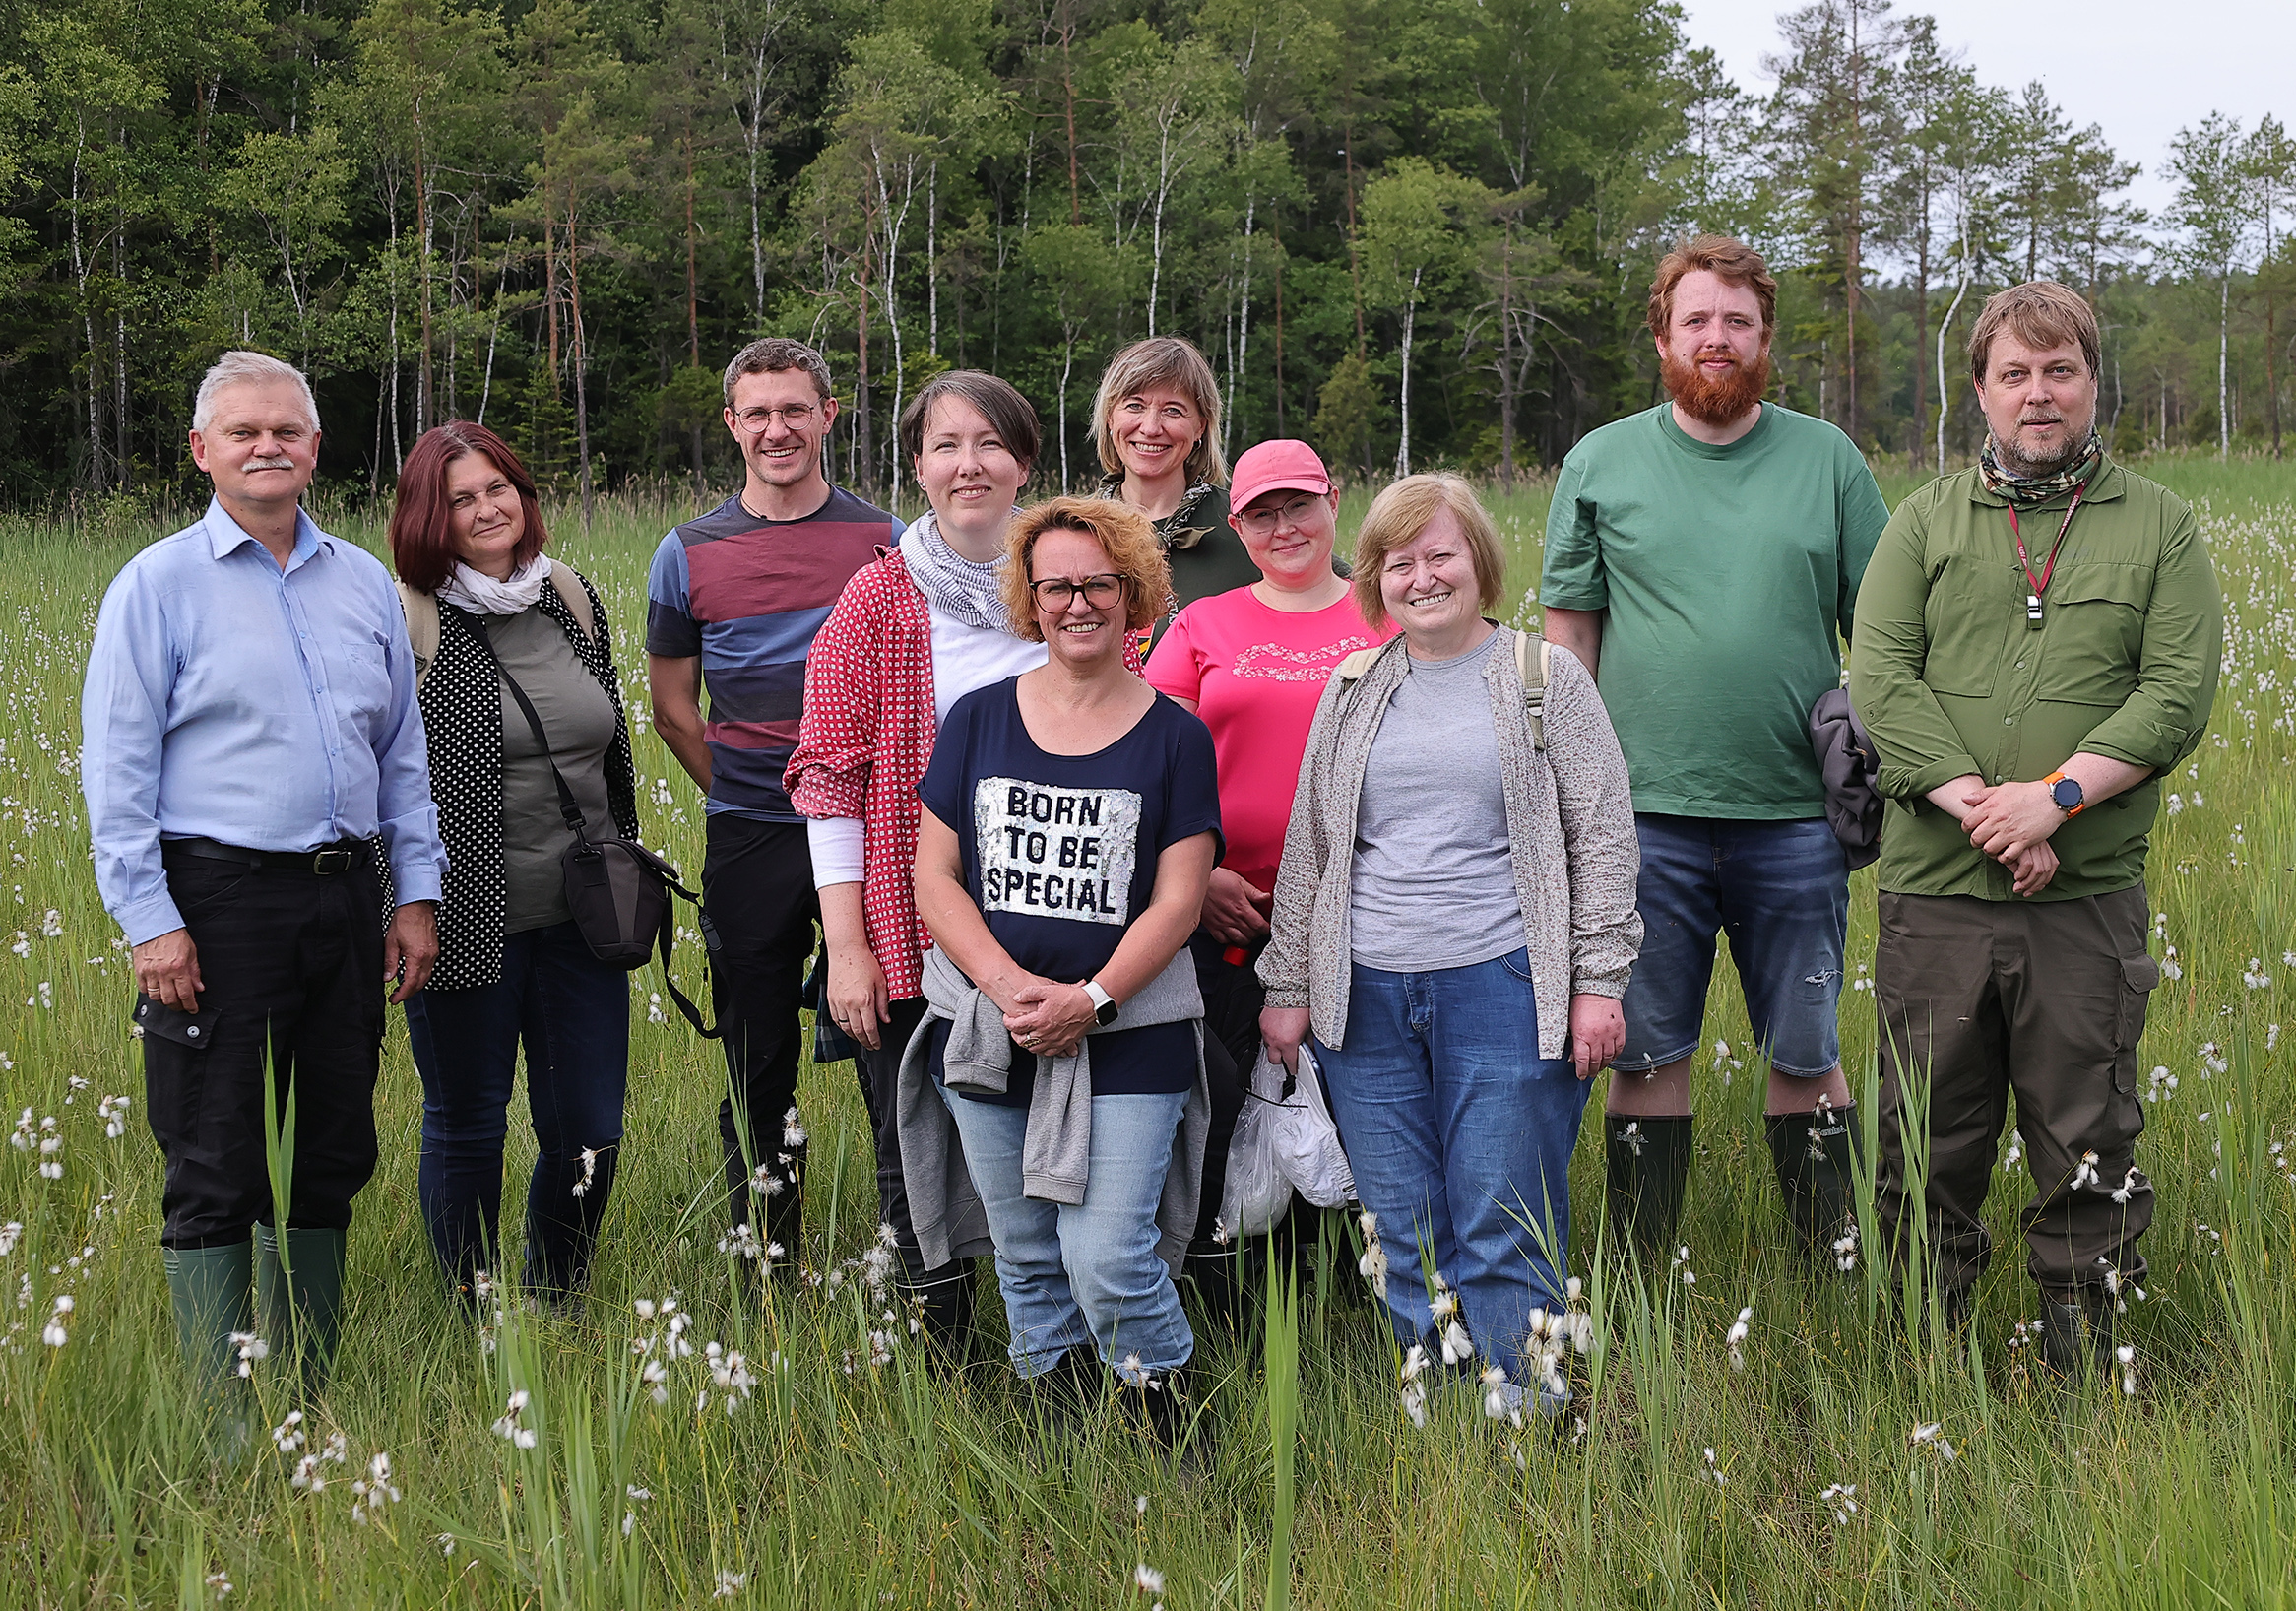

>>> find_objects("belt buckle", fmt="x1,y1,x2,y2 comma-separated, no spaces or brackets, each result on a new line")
311,848,352,875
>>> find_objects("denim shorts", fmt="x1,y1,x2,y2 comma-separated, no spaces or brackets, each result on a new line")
1615,814,1850,1077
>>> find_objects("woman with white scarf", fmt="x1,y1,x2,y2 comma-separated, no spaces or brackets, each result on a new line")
388,421,641,1315
786,371,1048,1360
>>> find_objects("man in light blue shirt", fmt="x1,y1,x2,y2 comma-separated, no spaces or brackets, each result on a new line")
81,351,446,1443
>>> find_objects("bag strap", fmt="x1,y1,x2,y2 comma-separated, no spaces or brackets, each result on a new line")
1333,646,1382,683
456,606,593,842
547,560,597,642
1514,629,1551,751
398,582,441,690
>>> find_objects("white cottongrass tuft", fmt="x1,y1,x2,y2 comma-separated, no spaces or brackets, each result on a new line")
2116,1344,2137,1396
1698,1447,1727,1486
271,1411,305,1453
40,1293,72,1347
229,1329,269,1379
571,1147,598,1198
1356,1209,1387,1297
2069,1150,2101,1192
1909,1421,1957,1461
712,1568,747,1598
350,1451,402,1523
1726,1306,1753,1372
491,1388,539,1449
1134,1562,1167,1594
783,1108,807,1148
1818,1481,1858,1525
1398,1343,1431,1428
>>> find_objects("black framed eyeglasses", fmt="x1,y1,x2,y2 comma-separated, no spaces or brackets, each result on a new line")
1030,574,1127,610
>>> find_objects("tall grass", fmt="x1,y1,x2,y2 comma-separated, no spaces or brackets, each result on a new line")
1,459,2291,1607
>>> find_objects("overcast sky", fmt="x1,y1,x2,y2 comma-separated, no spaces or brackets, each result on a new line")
1675,0,2289,223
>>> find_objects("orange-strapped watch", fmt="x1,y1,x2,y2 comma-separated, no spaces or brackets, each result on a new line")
2043,770,2086,816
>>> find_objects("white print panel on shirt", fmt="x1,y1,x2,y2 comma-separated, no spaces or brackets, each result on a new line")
973,777,1142,928
1229,635,1378,681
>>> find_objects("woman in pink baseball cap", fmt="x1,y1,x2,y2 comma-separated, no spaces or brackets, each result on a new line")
1143,438,1395,1316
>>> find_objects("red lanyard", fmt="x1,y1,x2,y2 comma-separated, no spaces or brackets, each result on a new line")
2009,487,2082,626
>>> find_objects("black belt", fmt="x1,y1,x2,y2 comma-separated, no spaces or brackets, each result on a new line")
163,836,367,875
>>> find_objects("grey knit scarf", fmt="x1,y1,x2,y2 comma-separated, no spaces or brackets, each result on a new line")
899,508,1015,633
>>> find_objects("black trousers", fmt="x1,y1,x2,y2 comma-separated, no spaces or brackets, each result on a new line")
703,814,818,1241
1876,884,2158,1301
141,845,386,1251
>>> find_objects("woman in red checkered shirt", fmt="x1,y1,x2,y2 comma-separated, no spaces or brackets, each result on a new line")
786,370,1047,1360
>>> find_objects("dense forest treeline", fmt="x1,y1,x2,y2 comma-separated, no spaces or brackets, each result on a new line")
0,0,2288,512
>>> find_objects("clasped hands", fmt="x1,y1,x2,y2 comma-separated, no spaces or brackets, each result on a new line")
1937,775,2062,896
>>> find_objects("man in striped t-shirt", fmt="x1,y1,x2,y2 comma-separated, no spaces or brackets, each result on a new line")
648,338,901,1266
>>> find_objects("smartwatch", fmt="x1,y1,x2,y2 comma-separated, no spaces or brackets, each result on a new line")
2043,771,2086,816
1082,979,1119,1027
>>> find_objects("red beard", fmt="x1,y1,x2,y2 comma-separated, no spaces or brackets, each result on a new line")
1662,346,1771,427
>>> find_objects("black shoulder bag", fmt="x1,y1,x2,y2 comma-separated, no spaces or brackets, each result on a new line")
469,617,723,1037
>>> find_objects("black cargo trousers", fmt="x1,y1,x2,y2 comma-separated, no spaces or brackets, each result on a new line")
1875,882,2159,1306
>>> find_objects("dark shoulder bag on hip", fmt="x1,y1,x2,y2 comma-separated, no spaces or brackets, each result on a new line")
468,616,723,1037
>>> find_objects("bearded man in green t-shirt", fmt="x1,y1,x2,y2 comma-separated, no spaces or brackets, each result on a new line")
1541,235,1890,1266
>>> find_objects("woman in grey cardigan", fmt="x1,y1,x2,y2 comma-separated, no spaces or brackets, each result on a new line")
1258,473,1640,1421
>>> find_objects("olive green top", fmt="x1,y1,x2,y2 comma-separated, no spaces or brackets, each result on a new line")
1847,456,2222,901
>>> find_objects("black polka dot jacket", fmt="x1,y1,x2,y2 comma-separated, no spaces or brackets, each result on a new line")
405,572,641,993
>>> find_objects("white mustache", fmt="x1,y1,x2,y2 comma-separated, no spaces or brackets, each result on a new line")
246,456,296,471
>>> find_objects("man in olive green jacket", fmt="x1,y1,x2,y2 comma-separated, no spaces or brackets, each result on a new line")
1849,282,2221,1385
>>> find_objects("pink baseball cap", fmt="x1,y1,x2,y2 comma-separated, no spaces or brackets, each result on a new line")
1229,439,1333,511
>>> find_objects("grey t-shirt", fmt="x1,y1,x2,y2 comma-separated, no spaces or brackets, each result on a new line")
486,607,618,934
1348,629,1524,973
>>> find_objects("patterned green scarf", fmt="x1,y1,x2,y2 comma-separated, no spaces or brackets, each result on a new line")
1978,428,2103,506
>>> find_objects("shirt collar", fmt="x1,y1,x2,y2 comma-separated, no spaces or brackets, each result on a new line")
203,496,331,570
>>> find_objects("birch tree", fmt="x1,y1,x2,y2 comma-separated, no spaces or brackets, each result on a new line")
2169,112,2252,458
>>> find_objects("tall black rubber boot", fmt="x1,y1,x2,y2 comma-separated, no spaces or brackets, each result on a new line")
256,1224,348,1402
164,1241,255,1465
1604,1115,1692,1262
1023,1346,1103,1441
2039,1288,2116,1386
902,1257,979,1369
1765,1103,1862,1264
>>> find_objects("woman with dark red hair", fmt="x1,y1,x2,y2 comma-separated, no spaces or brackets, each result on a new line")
388,422,640,1314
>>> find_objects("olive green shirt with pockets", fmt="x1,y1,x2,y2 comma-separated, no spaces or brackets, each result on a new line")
1541,402,1891,818
1846,457,2222,902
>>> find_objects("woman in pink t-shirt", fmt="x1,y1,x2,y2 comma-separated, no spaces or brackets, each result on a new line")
1144,439,1396,1306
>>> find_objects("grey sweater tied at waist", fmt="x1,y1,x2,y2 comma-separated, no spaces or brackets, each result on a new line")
895,942,1211,1276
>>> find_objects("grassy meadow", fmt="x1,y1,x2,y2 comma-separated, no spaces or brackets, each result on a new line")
1,455,2293,1609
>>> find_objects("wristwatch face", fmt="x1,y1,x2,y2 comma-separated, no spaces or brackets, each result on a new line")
2052,776,2083,811
1095,999,1119,1026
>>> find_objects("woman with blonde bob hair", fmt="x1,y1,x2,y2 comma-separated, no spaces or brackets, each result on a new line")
901,496,1220,1449
1090,338,1258,617
1259,472,1643,1423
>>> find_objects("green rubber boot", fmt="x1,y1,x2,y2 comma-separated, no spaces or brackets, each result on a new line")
1603,1115,1693,1264
256,1224,349,1402
163,1241,256,1464
1765,1104,1863,1267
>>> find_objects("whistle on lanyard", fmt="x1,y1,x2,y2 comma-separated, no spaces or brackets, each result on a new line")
2026,592,2045,627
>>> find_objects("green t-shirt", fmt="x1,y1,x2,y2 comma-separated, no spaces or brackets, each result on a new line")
1540,402,1889,818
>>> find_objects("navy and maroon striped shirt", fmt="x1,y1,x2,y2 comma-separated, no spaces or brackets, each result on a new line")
645,486,902,820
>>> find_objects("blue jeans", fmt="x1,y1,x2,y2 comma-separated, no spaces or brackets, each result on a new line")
1617,814,1849,1076
404,921,630,1298
937,1085,1194,1378
1313,948,1589,1389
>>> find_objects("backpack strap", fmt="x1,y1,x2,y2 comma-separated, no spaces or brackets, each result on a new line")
397,581,441,690
548,560,597,642
1333,646,1384,683
1514,629,1551,750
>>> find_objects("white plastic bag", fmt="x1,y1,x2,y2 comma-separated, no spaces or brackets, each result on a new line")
1217,1047,1294,1240
1267,1043,1355,1208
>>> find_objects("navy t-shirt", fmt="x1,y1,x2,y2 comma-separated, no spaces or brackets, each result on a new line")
918,677,1223,1104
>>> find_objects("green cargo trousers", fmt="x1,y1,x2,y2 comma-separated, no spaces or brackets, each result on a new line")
1874,883,2160,1305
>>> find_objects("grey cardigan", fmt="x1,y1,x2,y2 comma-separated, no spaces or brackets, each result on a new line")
1257,625,1642,1057
896,942,1211,1275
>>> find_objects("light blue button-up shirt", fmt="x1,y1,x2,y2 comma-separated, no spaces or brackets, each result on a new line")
81,498,448,945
